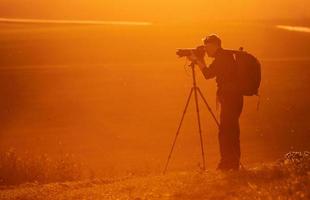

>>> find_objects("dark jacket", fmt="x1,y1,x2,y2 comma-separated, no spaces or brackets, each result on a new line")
201,48,239,96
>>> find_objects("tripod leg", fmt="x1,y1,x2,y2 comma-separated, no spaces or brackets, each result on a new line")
197,87,220,127
193,87,206,171
163,88,194,174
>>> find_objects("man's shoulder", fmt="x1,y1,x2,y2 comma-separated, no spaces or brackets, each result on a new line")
215,48,235,59
220,49,235,56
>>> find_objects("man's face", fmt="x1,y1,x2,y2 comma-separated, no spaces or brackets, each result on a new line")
204,43,219,58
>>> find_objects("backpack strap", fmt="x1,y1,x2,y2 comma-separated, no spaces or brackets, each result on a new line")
256,94,261,111
226,47,245,55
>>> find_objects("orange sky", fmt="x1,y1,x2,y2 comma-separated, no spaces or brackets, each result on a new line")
0,0,309,21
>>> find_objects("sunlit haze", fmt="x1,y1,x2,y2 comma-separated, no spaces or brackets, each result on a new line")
1,0,310,21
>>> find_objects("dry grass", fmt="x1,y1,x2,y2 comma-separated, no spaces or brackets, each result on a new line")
0,149,83,185
173,151,310,200
0,151,309,200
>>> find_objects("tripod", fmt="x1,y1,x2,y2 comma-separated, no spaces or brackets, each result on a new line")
163,62,220,174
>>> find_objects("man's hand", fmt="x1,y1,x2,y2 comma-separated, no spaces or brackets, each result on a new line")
187,52,199,62
188,52,207,70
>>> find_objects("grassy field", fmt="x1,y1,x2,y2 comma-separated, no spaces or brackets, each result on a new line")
0,152,309,200
0,20,309,198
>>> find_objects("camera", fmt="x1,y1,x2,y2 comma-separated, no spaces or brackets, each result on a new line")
176,45,206,59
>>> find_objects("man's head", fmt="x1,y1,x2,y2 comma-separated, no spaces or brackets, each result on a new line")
203,34,222,57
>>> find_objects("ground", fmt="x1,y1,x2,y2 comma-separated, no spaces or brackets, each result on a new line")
1,162,309,200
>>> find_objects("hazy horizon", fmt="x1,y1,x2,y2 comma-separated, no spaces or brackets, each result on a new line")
1,0,310,22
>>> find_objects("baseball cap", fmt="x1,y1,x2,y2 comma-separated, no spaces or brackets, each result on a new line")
203,34,222,46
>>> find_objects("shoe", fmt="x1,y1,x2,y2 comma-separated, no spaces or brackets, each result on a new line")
216,162,240,171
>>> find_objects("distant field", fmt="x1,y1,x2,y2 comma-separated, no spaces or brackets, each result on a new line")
0,20,309,175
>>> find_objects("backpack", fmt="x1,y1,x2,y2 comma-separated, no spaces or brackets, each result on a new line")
230,48,261,96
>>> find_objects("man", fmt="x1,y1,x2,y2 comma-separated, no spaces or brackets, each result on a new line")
189,34,243,170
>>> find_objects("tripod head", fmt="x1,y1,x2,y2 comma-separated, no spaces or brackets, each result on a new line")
188,61,196,68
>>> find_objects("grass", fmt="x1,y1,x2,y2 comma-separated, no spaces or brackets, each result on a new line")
0,149,83,185
0,151,309,199
173,151,310,200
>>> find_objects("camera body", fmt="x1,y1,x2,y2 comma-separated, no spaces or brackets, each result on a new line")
176,45,206,59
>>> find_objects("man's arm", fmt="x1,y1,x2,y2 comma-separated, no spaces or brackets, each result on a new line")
196,59,217,80
188,52,217,80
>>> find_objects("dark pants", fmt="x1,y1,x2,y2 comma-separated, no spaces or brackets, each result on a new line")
217,92,243,170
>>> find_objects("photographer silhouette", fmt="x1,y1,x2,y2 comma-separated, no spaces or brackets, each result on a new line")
190,35,243,171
